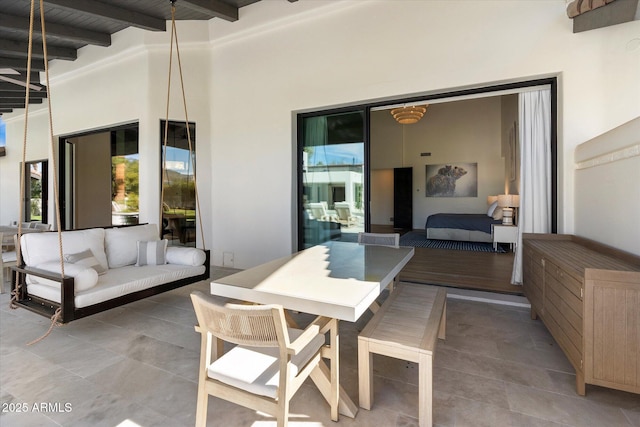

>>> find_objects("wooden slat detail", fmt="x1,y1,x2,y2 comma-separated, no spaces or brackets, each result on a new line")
542,302,583,371
523,234,640,396
544,275,583,329
585,272,640,393
545,259,584,300
544,285,583,351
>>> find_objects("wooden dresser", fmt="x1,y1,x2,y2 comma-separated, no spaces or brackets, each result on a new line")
522,233,640,396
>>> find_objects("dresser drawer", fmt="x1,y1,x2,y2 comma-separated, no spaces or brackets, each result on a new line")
544,282,583,349
545,260,583,301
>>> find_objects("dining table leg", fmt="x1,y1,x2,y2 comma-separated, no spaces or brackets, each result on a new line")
309,317,359,419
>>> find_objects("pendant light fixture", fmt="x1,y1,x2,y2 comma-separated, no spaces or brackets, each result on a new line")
390,104,428,124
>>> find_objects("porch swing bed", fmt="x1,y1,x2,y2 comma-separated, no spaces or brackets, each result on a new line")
11,223,210,323
9,0,210,325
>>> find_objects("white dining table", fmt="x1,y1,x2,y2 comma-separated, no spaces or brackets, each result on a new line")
210,240,415,418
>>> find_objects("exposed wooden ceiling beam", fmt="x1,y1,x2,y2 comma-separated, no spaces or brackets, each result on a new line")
181,0,239,21
0,90,46,98
0,13,112,47
44,0,167,32
0,56,45,71
0,39,77,61
0,98,44,107
0,81,46,91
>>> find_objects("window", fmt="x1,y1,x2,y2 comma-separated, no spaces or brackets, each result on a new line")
23,160,48,224
298,110,366,248
161,120,197,246
59,123,139,229
110,128,140,226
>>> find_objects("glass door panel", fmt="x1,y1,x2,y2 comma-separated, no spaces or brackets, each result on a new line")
300,110,365,248
161,120,196,247
23,160,48,224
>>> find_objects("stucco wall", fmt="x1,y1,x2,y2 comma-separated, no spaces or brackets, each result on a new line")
1,1,639,266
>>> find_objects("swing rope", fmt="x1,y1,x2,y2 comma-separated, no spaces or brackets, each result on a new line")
162,0,206,250
12,0,66,344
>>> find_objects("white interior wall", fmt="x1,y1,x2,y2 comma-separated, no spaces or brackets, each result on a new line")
370,169,394,226
1,1,639,266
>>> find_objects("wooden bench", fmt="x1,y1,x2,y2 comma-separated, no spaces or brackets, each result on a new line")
358,283,446,427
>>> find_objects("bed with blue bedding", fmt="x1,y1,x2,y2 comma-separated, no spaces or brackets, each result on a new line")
425,213,502,242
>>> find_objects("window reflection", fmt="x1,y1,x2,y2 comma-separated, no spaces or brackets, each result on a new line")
301,111,365,248
161,120,196,246
24,160,48,224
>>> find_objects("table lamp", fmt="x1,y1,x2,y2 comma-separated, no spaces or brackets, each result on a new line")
497,194,520,225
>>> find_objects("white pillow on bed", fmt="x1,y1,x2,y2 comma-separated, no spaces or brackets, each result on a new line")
492,206,504,220
487,201,498,217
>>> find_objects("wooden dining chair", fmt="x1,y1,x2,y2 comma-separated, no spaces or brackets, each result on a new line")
0,232,17,293
190,291,338,427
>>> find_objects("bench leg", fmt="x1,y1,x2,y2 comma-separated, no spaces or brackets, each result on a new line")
418,353,433,427
358,337,373,410
438,300,446,340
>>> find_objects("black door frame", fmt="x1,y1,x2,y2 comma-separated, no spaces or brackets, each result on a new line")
296,77,557,250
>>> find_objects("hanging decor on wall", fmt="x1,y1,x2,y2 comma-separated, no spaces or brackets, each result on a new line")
425,162,478,197
390,104,428,124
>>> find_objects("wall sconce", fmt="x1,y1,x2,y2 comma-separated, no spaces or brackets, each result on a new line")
497,194,520,225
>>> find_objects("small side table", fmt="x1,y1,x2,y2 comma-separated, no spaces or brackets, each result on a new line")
492,224,518,252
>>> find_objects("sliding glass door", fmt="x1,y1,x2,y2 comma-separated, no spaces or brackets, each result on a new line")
298,109,367,249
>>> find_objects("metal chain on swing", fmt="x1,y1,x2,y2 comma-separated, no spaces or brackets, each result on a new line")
161,0,206,250
13,0,65,344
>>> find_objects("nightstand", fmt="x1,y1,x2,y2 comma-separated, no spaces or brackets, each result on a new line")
492,224,518,252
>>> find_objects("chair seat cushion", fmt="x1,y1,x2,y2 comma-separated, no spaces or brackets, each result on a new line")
2,251,17,263
207,328,325,399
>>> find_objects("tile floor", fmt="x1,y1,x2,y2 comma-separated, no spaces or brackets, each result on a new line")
1,269,638,427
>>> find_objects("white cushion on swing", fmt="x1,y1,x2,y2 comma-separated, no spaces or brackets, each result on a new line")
21,228,108,271
166,246,206,266
105,224,159,269
30,261,99,291
27,263,206,308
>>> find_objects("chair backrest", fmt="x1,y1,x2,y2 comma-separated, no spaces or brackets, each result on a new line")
358,232,400,248
190,291,288,348
333,202,352,220
33,223,51,231
1,232,16,250
308,202,328,220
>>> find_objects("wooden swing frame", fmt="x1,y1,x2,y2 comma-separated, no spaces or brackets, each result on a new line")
10,0,210,326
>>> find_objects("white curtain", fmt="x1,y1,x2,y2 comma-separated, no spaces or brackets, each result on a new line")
512,89,552,284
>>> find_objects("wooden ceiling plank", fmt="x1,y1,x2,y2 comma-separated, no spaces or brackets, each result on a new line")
0,39,77,61
0,13,111,47
0,56,45,71
0,81,46,91
43,0,166,32
0,98,44,107
180,0,239,22
0,90,46,98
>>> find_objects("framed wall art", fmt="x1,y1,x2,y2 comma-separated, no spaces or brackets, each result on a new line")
425,162,478,197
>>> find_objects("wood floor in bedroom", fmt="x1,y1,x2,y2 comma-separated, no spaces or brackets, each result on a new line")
372,225,523,295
